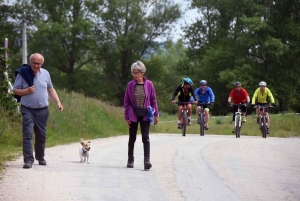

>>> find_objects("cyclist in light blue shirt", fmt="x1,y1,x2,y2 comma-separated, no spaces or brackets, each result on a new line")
194,80,215,130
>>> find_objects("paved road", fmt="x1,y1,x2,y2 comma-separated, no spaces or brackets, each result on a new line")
0,134,300,201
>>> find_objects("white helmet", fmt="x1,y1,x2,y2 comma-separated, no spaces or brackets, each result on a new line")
259,81,267,86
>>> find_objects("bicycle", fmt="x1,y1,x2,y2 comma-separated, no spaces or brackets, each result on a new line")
176,102,194,137
230,103,247,138
254,104,272,138
196,102,210,136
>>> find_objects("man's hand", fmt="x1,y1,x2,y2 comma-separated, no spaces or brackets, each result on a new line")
172,100,176,104
57,102,63,112
27,86,35,94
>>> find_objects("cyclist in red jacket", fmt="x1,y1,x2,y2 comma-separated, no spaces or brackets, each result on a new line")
228,82,250,133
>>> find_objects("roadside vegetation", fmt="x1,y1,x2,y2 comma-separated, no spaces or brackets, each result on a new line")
1,89,299,175
152,113,300,138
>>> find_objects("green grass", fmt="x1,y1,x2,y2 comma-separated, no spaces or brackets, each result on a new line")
1,89,300,175
151,113,300,138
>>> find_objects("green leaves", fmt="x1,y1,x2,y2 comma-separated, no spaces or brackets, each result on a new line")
0,46,20,118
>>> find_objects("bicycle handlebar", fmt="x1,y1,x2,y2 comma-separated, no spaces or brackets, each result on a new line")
175,102,196,105
254,105,273,108
230,103,248,107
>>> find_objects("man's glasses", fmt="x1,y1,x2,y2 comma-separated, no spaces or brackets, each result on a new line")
31,61,43,66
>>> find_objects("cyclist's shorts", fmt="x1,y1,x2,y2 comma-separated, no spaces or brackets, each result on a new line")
178,103,192,107
197,105,210,111
233,103,247,113
256,103,269,112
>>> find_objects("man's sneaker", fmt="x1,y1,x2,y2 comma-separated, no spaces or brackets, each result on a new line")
232,127,236,133
177,123,182,129
205,125,209,130
242,116,246,123
23,162,33,169
187,119,191,126
267,128,270,134
257,117,260,124
197,117,200,124
37,158,47,165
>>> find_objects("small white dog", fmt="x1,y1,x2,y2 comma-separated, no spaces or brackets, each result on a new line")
79,138,91,164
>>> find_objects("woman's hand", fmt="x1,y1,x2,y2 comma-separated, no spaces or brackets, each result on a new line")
153,116,158,125
126,120,131,128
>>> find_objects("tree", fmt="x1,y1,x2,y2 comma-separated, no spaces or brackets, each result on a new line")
93,0,182,105
183,0,300,114
11,0,101,90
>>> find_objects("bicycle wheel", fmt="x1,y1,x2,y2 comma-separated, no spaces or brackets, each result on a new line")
182,110,187,136
235,115,241,138
261,116,267,138
200,113,205,136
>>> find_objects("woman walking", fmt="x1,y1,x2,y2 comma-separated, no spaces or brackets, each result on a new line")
124,61,159,170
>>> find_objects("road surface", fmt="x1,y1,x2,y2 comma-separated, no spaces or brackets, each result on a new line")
0,134,299,201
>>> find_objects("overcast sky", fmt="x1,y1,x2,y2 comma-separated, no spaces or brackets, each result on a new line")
166,0,200,42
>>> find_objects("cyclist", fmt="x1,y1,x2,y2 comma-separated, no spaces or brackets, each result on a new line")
194,80,215,130
228,81,250,133
251,81,275,134
172,78,198,129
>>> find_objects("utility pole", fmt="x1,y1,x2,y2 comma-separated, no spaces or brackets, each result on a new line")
4,38,8,62
22,19,28,64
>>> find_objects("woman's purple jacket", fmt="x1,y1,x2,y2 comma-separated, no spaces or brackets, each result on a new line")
124,77,159,122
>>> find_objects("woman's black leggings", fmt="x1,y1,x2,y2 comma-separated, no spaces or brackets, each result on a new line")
128,117,150,158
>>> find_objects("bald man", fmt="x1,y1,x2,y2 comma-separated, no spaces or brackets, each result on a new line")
13,53,63,169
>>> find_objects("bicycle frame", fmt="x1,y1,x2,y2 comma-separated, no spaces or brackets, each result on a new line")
231,103,246,138
197,103,210,136
176,102,193,136
255,105,271,138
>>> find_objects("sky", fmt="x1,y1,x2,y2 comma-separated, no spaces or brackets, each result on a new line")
170,0,200,42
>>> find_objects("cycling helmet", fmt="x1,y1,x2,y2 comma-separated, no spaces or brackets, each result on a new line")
259,81,267,86
183,77,193,85
199,80,207,85
234,81,241,87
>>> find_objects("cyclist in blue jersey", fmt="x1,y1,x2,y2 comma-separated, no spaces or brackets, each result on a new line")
172,78,198,129
194,80,215,130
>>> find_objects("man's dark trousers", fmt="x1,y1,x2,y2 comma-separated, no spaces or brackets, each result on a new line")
21,105,49,163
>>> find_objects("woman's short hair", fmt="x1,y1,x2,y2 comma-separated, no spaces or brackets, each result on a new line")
131,61,146,73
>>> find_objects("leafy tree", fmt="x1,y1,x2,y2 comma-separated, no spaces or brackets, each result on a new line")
92,0,182,105
146,40,187,114
11,0,101,90
183,0,300,114
0,1,23,69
